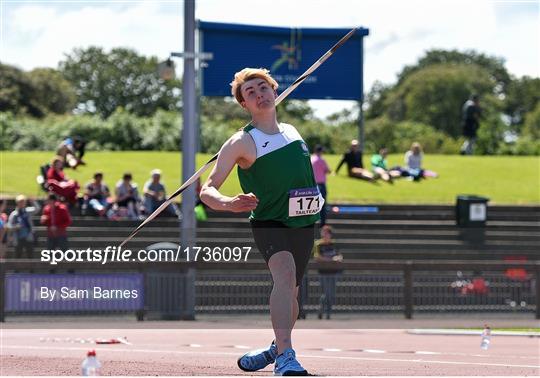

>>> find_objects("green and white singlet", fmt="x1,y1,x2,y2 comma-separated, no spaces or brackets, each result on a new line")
237,123,323,228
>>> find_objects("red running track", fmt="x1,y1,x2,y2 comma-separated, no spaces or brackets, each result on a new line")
1,326,539,376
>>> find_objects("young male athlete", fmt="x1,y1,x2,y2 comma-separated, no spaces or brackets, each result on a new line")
200,68,323,376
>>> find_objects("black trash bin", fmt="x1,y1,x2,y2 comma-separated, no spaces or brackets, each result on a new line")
456,195,489,227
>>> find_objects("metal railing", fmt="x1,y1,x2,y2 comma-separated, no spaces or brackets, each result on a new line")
195,271,535,314
0,260,538,320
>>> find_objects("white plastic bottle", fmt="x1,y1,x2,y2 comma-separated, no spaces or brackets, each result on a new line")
82,350,101,376
480,325,491,350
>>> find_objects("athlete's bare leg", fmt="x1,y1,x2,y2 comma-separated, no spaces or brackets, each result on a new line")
268,251,299,354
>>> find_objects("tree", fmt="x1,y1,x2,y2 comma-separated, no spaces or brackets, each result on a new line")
200,96,247,122
27,68,76,115
362,116,460,154
510,102,540,155
278,99,315,121
364,80,392,120
325,106,358,126
0,64,78,117
522,102,540,140
59,47,181,118
504,76,540,130
201,97,316,122
385,63,496,138
101,108,148,150
475,110,507,155
0,63,44,117
397,49,511,95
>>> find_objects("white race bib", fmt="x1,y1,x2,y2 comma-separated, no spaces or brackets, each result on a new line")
288,187,325,217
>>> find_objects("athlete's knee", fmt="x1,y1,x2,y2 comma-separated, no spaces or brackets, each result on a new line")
269,254,297,290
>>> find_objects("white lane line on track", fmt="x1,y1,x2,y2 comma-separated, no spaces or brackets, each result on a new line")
301,354,540,369
415,351,441,355
409,329,540,337
188,344,202,348
3,345,539,369
363,349,386,353
233,345,251,349
322,348,342,352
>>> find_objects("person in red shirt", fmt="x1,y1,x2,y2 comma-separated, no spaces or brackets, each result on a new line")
460,271,489,295
471,276,488,295
46,157,80,204
40,193,72,251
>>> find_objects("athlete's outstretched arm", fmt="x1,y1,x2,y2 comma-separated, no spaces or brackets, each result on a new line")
200,133,258,213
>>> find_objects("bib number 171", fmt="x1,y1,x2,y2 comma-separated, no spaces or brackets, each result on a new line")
288,187,324,217
296,196,320,211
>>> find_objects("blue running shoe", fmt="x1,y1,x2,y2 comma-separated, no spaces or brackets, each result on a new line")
273,348,308,376
237,340,277,372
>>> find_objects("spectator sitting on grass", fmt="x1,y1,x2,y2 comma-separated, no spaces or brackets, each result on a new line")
56,136,86,169
143,169,181,218
403,142,438,181
46,157,80,204
40,193,72,252
371,147,401,183
335,139,374,181
114,172,141,220
83,172,111,216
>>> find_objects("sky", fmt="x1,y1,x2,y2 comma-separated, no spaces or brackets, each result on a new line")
1,0,538,117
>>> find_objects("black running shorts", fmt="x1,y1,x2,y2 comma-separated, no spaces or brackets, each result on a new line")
250,219,316,286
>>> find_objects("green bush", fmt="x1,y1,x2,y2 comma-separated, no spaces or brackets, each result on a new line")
362,116,460,154
141,110,181,151
1,109,536,155
498,136,540,156
54,114,108,146
393,121,462,154
363,116,395,153
1,114,58,150
475,112,507,155
295,120,345,154
199,118,242,154
100,109,147,150
0,111,180,152
522,102,540,140
512,136,540,155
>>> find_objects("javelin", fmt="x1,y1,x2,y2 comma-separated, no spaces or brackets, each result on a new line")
119,27,357,247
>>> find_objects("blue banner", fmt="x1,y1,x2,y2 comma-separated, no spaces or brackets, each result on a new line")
5,273,144,312
199,22,368,100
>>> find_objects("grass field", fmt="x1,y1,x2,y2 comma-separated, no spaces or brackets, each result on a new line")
1,151,539,204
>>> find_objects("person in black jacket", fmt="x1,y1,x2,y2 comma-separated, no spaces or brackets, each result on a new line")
335,139,374,181
460,95,482,155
